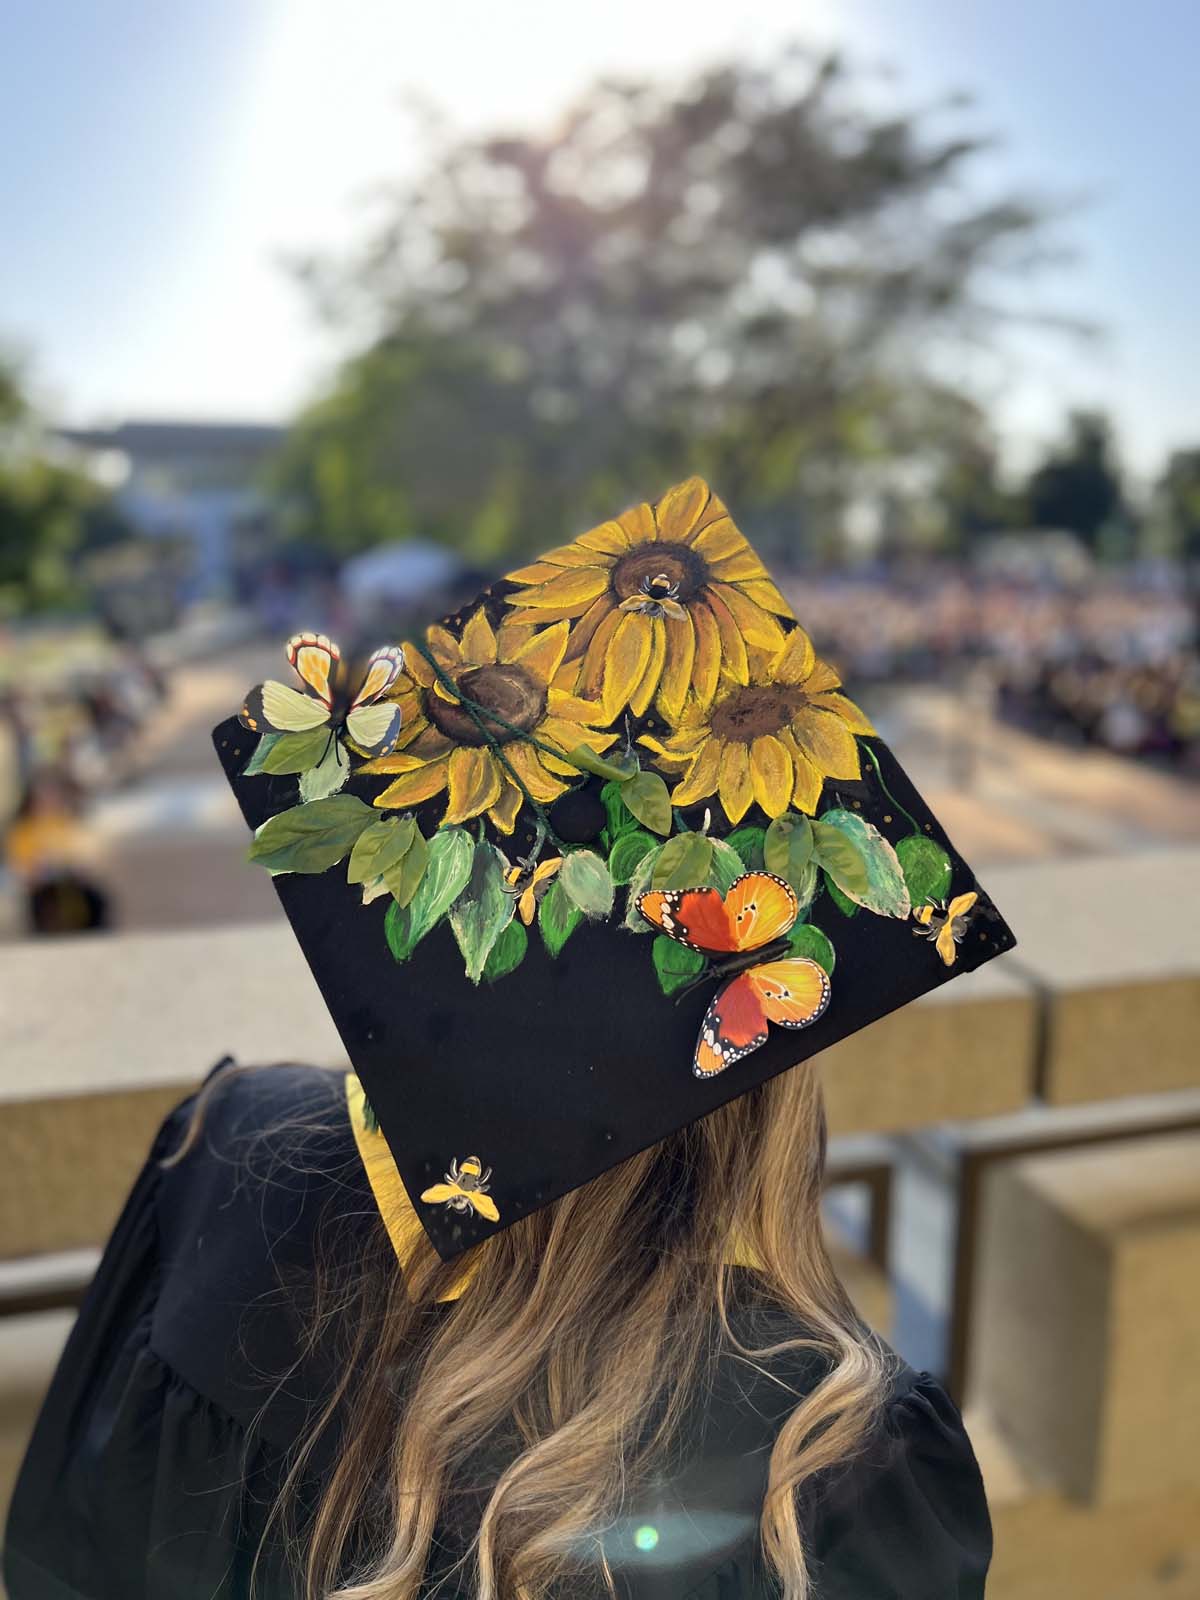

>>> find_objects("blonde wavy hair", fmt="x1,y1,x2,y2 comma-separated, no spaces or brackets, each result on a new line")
181,1061,889,1599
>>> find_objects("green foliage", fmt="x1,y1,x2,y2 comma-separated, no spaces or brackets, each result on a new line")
816,809,910,918
248,794,376,874
809,818,871,899
726,827,766,871
539,878,582,958
787,923,836,974
764,813,814,895
447,842,513,982
621,772,673,836
896,835,953,906
347,815,417,884
608,830,658,885
622,850,660,933
245,729,330,775
708,839,744,892
564,745,637,781
384,826,474,961
826,882,860,918
652,935,707,997
559,850,614,918
298,740,350,801
600,780,640,847
651,832,713,890
276,56,1063,561
483,918,528,982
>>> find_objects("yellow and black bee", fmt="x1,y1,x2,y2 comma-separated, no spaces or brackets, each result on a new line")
913,891,978,967
421,1156,500,1223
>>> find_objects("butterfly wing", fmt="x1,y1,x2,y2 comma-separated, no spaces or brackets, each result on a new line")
345,700,404,758
746,958,831,1029
722,873,799,951
350,645,406,708
287,633,339,708
637,886,739,954
240,680,331,735
694,971,770,1077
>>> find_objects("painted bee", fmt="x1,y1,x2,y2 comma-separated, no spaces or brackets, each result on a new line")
421,1156,500,1222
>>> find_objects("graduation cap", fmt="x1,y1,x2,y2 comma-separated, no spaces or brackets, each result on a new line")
213,477,1015,1260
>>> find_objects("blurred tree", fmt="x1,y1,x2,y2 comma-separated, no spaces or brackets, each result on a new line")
280,50,1066,562
1154,448,1200,563
1024,410,1125,550
935,436,1025,553
0,354,129,614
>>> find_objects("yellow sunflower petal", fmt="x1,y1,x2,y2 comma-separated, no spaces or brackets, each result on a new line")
560,593,614,663
669,736,724,807
629,616,666,717
656,610,695,724
505,560,563,584
689,486,730,540
709,582,786,652
690,516,748,564
539,717,616,754
576,519,631,556
403,649,435,689
708,546,768,583
717,741,755,825
538,541,614,569
426,625,462,670
738,578,795,619
790,706,862,781
619,502,656,543
505,742,570,803
578,606,624,699
805,658,842,694
808,690,875,737
749,734,794,817
704,588,749,685
488,777,523,835
772,627,817,686
547,687,607,723
602,610,655,722
460,609,498,667
372,758,450,810
504,619,570,683
637,740,692,772
779,731,825,814
444,747,503,825
690,601,723,713
510,567,609,612
654,476,709,542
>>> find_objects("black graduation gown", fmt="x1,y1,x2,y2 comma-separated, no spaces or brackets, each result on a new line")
4,1065,992,1599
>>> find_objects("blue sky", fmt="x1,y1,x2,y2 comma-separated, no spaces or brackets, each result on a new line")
1,0,1195,479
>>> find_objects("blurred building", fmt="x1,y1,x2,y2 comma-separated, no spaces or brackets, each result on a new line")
56,420,285,603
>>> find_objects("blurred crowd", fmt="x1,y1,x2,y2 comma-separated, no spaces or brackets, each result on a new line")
786,571,1200,773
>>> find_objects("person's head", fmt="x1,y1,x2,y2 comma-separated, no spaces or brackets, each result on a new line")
258,1060,888,1600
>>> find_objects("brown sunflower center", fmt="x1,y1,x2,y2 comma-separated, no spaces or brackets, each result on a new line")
425,664,547,747
709,683,806,744
610,541,709,604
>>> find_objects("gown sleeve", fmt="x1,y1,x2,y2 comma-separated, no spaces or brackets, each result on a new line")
803,1368,992,1599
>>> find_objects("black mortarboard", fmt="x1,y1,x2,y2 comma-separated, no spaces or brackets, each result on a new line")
213,477,1015,1260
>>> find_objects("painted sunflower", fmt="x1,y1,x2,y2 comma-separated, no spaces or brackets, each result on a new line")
640,626,875,823
360,611,617,833
502,477,795,724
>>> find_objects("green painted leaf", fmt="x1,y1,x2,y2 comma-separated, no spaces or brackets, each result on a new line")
248,793,375,874
608,830,657,885
539,877,582,958
708,838,744,892
448,842,514,983
810,818,871,898
622,848,661,933
600,780,640,844
360,873,392,906
651,832,714,890
817,809,910,918
245,727,330,776
790,857,820,914
726,827,766,871
896,835,953,905
384,826,474,961
559,849,614,918
652,935,707,996
764,812,814,894
386,827,429,908
826,880,860,917
621,771,672,835
299,739,351,801
787,922,836,974
347,815,417,885
483,918,527,982
564,744,637,781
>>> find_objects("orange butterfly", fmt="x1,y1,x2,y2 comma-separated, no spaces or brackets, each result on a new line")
637,871,831,1079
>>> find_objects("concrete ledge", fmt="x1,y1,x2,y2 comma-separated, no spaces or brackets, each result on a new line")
986,850,1200,1104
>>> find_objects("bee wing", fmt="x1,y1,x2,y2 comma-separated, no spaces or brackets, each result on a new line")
467,1191,500,1223
913,903,938,928
934,923,960,966
420,1182,462,1205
